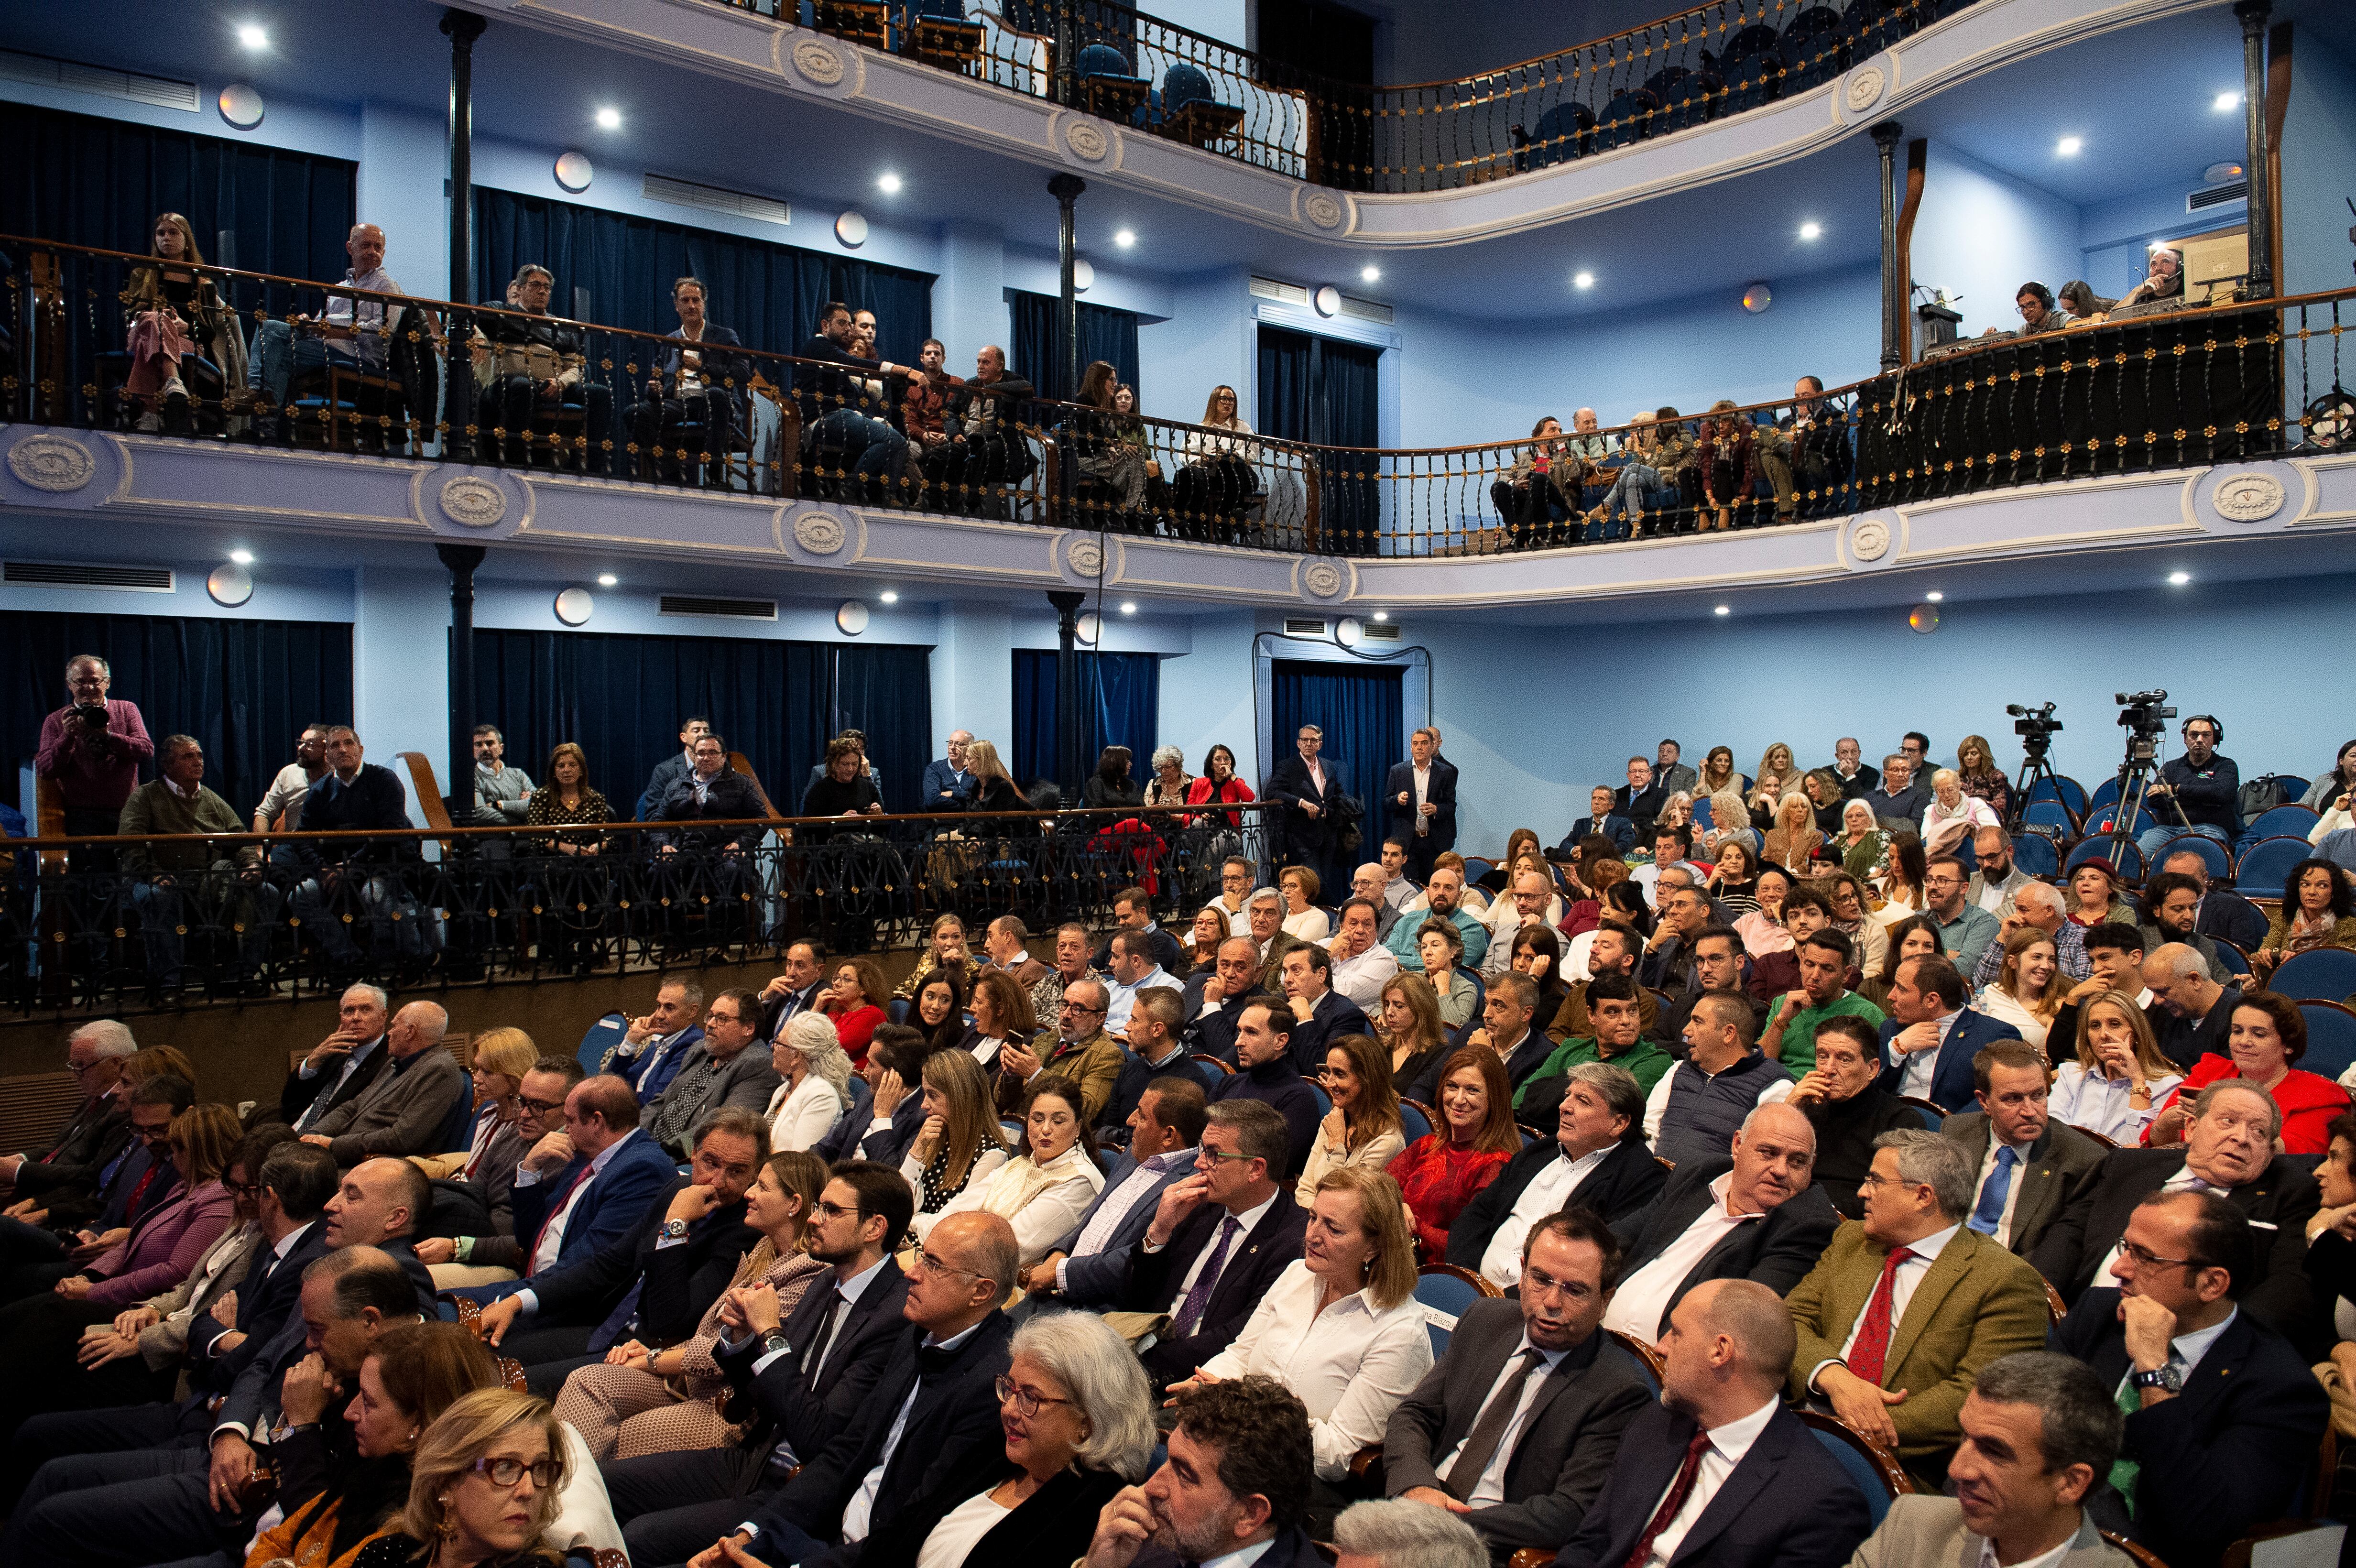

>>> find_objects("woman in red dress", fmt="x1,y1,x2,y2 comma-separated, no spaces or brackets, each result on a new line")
1386,1046,1518,1261
2147,989,2352,1154
818,957,892,1068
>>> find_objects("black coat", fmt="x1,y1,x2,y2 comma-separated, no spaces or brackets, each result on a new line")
719,1257,915,1482
276,1037,391,1131
1384,758,1458,856
656,769,768,851
1284,988,1374,1077
1124,1190,1309,1384
296,763,416,868
1447,1137,1668,1274
196,1219,333,1393
1184,988,1270,1066
11,1094,130,1200
1265,752,1346,861
1606,1154,1842,1340
529,1172,756,1338
851,1461,1125,1568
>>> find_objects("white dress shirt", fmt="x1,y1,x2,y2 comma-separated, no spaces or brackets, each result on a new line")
2050,1064,2181,1145
1972,1132,2036,1248
1412,762,1431,824
1328,940,1400,1009
1896,1008,1964,1100
1602,1173,1767,1345
1438,1332,1573,1505
1631,1394,1781,1568
1479,1144,1614,1289
1817,1222,1963,1383
1155,1192,1278,1313
1975,1531,2077,1568
1199,1260,1435,1479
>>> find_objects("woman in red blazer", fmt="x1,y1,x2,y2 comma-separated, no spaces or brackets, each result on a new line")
2147,990,2352,1154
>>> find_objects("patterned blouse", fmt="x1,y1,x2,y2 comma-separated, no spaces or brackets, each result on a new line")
524,785,613,850
1386,1135,1511,1261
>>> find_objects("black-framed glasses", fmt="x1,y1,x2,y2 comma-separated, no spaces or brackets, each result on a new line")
2116,1240,2199,1273
995,1374,1075,1417
469,1456,562,1488
1059,1001,1105,1015
1196,1148,1254,1166
67,1059,108,1077
519,1096,567,1115
222,1177,262,1198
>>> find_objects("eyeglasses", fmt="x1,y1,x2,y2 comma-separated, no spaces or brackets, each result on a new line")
67,1059,107,1076
468,1456,562,1489
813,1199,862,1221
519,1096,567,1116
1856,1173,1926,1192
912,1247,991,1283
1196,1148,1254,1165
2116,1241,2199,1273
1060,1001,1106,1015
995,1374,1076,1417
223,1178,261,1198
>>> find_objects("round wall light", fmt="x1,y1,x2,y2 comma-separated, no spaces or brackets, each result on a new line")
1073,258,1095,292
206,562,254,607
836,600,871,636
218,84,265,130
835,211,870,248
1742,281,1774,314
1334,615,1364,646
1075,611,1102,645
553,152,595,193
553,587,595,626
1909,603,1942,634
1313,284,1342,317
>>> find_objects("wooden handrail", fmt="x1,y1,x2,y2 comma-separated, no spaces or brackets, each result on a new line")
394,752,456,832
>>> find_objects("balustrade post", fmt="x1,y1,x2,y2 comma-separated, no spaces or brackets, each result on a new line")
1872,120,1904,370
441,8,486,458
438,542,487,827
1049,174,1086,402
2235,0,2274,298
1048,589,1086,800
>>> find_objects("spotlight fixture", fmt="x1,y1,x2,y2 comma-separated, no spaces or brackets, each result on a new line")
1713,605,1730,616
1925,590,1943,602
2213,91,2241,112
877,172,903,194
597,573,618,587
1799,221,1822,240
229,548,255,565
235,22,268,49
1372,611,1388,622
1113,229,1135,248
1119,601,1136,614
880,590,899,604
1361,265,1380,283
1573,271,1594,289
2168,570,2191,586
2056,136,2083,156
594,106,622,130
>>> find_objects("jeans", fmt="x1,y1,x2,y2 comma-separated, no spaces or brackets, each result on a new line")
2137,821,2228,858
245,320,332,405
812,407,907,481
1592,462,1678,536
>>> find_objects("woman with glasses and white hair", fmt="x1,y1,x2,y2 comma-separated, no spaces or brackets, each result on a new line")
860,1310,1153,1568
1142,745,1193,814
1920,767,2000,856
354,1387,571,1568
764,1011,852,1152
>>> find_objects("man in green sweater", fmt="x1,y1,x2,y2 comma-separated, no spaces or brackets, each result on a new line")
1516,972,1674,1121
120,734,274,989
1759,926,1883,1075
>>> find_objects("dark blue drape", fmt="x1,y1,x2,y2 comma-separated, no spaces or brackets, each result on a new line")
469,631,932,818
0,102,357,280
3,612,354,817
1009,291,1141,404
1268,657,1401,818
1011,650,1159,795
471,188,936,363
1257,325,1383,553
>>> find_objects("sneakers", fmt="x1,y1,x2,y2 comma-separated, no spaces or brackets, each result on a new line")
134,410,163,433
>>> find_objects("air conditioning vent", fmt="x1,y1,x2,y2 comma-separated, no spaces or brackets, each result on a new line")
659,594,777,621
5,560,175,592
1250,276,1311,307
0,49,197,112
1360,621,1401,640
1281,617,1328,638
1338,295,1394,324
2187,180,2247,213
644,174,791,227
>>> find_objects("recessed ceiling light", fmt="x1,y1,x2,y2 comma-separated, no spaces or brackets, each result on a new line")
1113,229,1135,248
880,589,899,603
2214,91,2242,112
877,172,903,194
229,548,255,565
1360,265,1380,283
1713,605,1731,616
1119,601,1136,613
2167,570,2191,586
597,573,618,587
1799,221,1822,240
1573,271,1594,289
594,106,622,130
235,22,268,50
1372,611,1388,622
1925,590,1943,602
2056,136,2083,156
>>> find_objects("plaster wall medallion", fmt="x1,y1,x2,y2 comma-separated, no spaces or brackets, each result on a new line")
2213,472,2286,522
1303,192,1346,231
792,510,848,554
790,39,845,86
1849,516,1893,561
6,434,96,492
1068,538,1105,577
439,475,508,528
1846,65,1887,113
1302,560,1345,599
1065,120,1109,160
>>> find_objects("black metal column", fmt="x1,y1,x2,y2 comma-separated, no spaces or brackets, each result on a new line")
1872,120,1904,370
441,8,486,456
1048,590,1086,799
1049,174,1086,401
438,543,486,819
2235,0,2274,297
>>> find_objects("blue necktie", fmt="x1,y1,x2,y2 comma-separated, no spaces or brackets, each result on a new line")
1968,1145,2019,1235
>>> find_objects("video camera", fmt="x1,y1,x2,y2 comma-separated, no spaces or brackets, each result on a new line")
2116,689,2177,763
72,701,109,731
2006,701,2062,757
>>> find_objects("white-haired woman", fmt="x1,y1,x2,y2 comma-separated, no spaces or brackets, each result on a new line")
1921,767,2000,856
865,1310,1152,1568
1141,745,1193,814
765,1011,851,1152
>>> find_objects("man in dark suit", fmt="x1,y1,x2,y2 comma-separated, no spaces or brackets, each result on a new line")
1102,993,1216,1134
1081,1375,1327,1568
1556,785,1637,859
2029,1081,2320,1345
642,988,784,1156
636,716,710,822
1830,737,1879,799
1185,936,1269,1066
1452,1062,1667,1290
1384,726,1457,882
2159,849,2269,954
183,1141,338,1396
1601,1103,1839,1346
610,978,707,1103
1093,886,1189,980
1265,723,1346,905
287,726,427,970
1026,1077,1207,1308
1874,955,2024,1113
1276,942,1371,1077
604,1162,918,1566
279,983,393,1133
755,941,828,1044
1386,1209,1655,1562
628,278,747,486
1614,756,1672,840
1942,1042,2107,1260
1122,1099,1308,1386
2052,1189,2329,1568
656,733,767,850
1556,1278,1875,1568
0,1021,135,1210
298,999,466,1166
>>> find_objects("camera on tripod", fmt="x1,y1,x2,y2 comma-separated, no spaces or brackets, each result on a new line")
2006,702,2062,756
2116,689,2177,763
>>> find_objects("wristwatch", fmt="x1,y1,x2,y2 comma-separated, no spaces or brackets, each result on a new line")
660,1218,690,1241
760,1330,790,1357
2129,1364,2182,1394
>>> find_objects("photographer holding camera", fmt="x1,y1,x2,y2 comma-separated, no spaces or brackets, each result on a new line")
33,654,153,864
2137,713,2239,858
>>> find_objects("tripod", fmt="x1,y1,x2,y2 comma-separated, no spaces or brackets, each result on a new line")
2105,745,2192,871
2008,747,2077,837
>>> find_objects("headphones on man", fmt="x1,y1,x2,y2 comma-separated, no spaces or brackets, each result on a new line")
2182,715,2222,742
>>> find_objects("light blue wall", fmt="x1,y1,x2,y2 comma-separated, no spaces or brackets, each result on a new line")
2280,25,2356,295
1157,609,1261,788
359,100,450,300
1909,140,2085,340
1141,268,1254,420
350,567,452,820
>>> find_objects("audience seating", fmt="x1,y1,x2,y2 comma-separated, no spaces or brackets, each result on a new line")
1778,4,1847,91
2064,838,2144,881
1896,1096,1945,1132
2245,805,2322,846
2102,1536,2168,1568
2025,775,2091,817
2012,832,2062,877
1715,24,1787,115
2296,1001,2356,1080
2236,836,2313,892
577,1012,630,1077
1412,1262,1496,1358
2156,834,2233,882
1398,1099,1433,1145
1591,86,1663,151
1798,1410,1912,1524
2041,1280,2070,1325
2272,948,2356,1002
1641,65,1719,135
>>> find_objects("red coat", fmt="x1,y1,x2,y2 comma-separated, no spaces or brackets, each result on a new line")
2152,1055,2353,1154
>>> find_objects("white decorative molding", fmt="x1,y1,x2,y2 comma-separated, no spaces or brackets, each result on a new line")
789,37,845,86
1301,191,1347,232
1848,515,1894,562
2213,472,2286,522
7,434,97,492
1068,538,1105,577
439,475,508,529
1845,65,1887,114
1301,560,1346,599
792,509,848,554
1065,120,1109,161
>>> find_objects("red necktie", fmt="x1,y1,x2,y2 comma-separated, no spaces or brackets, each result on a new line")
1845,1245,1917,1386
525,1161,595,1275
123,1163,162,1224
1619,1427,1714,1568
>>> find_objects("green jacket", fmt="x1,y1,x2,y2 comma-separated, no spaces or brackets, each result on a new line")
1772,991,1886,1075
117,780,252,877
1515,1034,1674,1108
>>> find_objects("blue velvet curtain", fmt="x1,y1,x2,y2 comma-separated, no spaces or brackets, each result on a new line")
469,630,932,818
0,102,357,279
1268,657,1401,818
1009,291,1141,404
1257,325,1383,553
470,188,937,363
2,612,354,817
1010,650,1159,796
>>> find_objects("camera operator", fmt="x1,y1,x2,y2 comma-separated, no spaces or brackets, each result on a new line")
2137,714,2238,858
33,654,154,868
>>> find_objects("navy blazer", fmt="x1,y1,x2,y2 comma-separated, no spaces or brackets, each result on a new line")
507,1130,677,1279
2055,1288,2330,1568
1185,988,1271,1066
719,1256,913,1474
1265,752,1346,857
1125,1190,1309,1384
1046,1153,1196,1306
1556,1401,1873,1568
1284,988,1374,1076
1447,1136,1668,1273
613,1024,704,1103
919,756,978,807
810,1083,921,1167
650,323,746,414
1556,814,1637,857
530,1173,753,1335
195,1219,331,1391
1607,1155,1841,1339
636,752,691,822
1874,1008,2024,1112
1384,758,1459,855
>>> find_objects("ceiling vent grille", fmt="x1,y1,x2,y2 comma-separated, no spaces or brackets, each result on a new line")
0,49,198,112
1249,276,1311,306
659,593,777,621
2187,180,2247,213
1338,295,1395,324
5,560,175,592
1281,617,1328,638
644,174,791,227
1361,621,1401,640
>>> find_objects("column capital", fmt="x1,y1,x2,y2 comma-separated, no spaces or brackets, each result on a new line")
1047,174,1088,203
439,7,486,45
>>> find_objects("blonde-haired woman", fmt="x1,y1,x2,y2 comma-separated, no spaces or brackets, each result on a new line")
2049,991,2182,1143
555,1151,829,1462
414,1027,538,1233
1754,740,1797,793
913,1075,1101,1266
357,1388,570,1568
765,1011,851,1152
1296,1033,1407,1204
1705,789,1754,856
894,912,972,1001
1761,792,1823,874
1168,1167,1432,1492
1971,927,2064,1051
960,737,1031,836
900,1048,1009,1218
